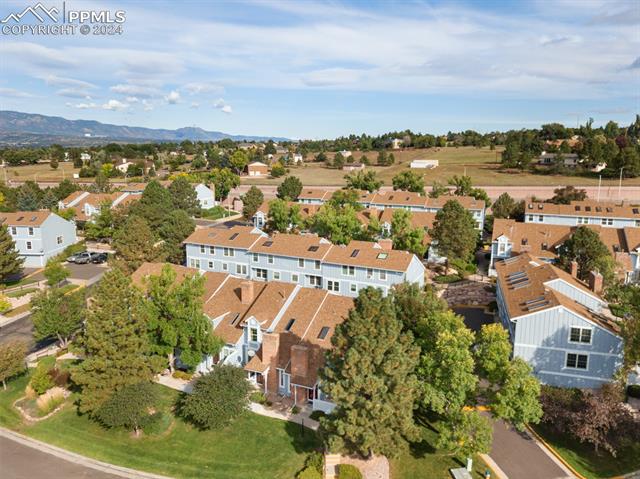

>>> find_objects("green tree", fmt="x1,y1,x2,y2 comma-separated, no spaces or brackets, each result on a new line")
448,175,489,203
391,209,426,257
333,152,345,169
113,216,165,273
32,289,84,348
129,180,173,229
270,163,286,177
328,189,362,210
145,265,222,371
93,171,111,193
44,259,69,286
277,176,303,201
266,198,291,233
429,181,449,198
158,210,196,264
307,204,362,245
431,200,478,262
242,186,264,220
475,324,512,384
392,171,425,194
344,170,382,192
16,181,41,211
229,150,249,174
491,193,519,219
53,179,79,201
491,358,542,431
320,288,420,458
208,168,240,201
558,226,616,284
169,177,200,216
84,203,115,241
96,382,158,436
180,365,250,429
73,269,160,414
549,186,587,205
0,224,24,281
0,340,27,390
436,409,493,459
40,189,58,210
391,282,447,331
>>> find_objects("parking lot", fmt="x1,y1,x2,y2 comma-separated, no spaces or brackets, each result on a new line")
65,262,108,285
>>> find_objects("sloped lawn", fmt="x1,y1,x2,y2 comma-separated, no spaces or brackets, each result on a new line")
1,377,320,479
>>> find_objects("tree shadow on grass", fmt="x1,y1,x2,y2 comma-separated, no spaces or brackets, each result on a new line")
284,419,323,454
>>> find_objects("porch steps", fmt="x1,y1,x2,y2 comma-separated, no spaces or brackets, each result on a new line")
324,454,340,479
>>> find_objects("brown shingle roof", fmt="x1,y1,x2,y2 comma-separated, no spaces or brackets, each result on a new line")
249,233,332,260
297,188,334,201
0,211,53,227
324,240,414,272
184,225,265,249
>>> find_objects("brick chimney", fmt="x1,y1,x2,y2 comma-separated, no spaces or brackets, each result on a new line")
570,260,579,278
378,238,393,251
240,281,254,305
261,332,279,366
291,345,309,379
588,271,603,295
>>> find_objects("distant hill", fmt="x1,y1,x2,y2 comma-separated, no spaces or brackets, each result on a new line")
0,111,289,147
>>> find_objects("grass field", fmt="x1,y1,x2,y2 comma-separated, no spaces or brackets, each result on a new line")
531,424,640,479
243,146,640,187
1,162,81,183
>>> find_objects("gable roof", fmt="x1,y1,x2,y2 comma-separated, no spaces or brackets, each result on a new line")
525,200,640,219
323,240,414,271
249,232,332,260
0,211,53,227
184,225,265,249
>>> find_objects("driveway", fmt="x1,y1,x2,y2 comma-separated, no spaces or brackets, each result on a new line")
488,417,572,479
65,262,108,285
453,307,495,333
0,314,55,352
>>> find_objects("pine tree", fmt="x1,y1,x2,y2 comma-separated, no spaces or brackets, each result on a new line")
72,269,160,415
129,180,173,229
241,186,264,220
431,200,478,262
158,210,195,264
169,177,200,216
112,216,165,273
0,224,23,282
320,288,420,458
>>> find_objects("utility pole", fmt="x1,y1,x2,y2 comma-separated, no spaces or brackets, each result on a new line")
618,167,624,200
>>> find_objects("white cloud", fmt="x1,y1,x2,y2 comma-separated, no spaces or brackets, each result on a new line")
56,88,92,99
66,102,98,109
102,99,129,111
165,90,180,104
43,74,96,90
213,98,232,114
221,105,232,114
126,96,139,103
110,83,161,98
0,87,36,98
190,102,200,109
142,99,154,111
182,82,224,94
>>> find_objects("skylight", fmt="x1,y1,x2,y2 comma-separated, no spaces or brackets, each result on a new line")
229,233,239,240
377,252,388,259
318,326,330,340
285,318,295,332
263,241,273,247
350,249,360,258
308,245,319,252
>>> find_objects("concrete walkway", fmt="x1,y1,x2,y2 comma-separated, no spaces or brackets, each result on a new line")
0,428,172,479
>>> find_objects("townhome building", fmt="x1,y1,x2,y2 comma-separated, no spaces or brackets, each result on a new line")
1,211,77,267
184,225,426,297
490,219,640,283
132,263,354,412
523,200,640,228
58,191,139,222
297,188,485,229
495,253,623,388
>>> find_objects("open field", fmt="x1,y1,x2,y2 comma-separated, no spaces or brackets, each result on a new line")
1,162,81,183
243,146,640,187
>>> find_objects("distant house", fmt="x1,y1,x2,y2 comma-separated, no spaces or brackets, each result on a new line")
390,138,403,150
247,162,269,177
410,159,438,169
80,152,91,161
0,211,77,267
58,191,139,222
538,152,580,167
292,153,303,164
338,150,352,158
115,159,134,174
342,163,365,172
524,200,640,229
195,183,216,209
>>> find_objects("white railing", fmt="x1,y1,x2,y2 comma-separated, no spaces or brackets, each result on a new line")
312,398,336,414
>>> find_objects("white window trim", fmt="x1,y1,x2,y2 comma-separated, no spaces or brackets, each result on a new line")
28,227,34,236
253,253,258,262
273,271,281,280
568,326,593,345
298,258,305,268
25,241,32,250
200,245,206,253
564,352,589,370
268,255,274,264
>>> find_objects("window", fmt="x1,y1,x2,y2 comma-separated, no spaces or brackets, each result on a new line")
10,227,16,235
200,245,206,253
538,215,543,222
253,253,258,262
366,268,373,279
569,327,592,344
636,220,640,227
298,258,305,268
268,255,274,264
236,264,247,275
379,270,387,280
56,235,63,245
209,246,215,255
250,328,258,342
28,227,34,236
327,280,340,292
291,273,299,282
566,353,588,370
190,259,200,268
273,271,281,280
222,263,228,271
342,265,355,276
309,275,322,287
223,247,234,257
498,243,506,254
255,268,267,280
577,217,589,225
314,260,321,270
377,253,388,260
527,215,534,222
601,218,613,226
208,261,214,269
26,241,32,250
350,283,357,293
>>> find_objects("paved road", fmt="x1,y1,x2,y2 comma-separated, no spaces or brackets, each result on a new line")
488,417,571,479
453,307,494,333
0,315,55,352
0,436,122,479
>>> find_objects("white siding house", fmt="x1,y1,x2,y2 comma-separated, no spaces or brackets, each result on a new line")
195,183,216,209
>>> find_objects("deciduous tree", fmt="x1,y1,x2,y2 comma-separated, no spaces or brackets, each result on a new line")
392,171,425,194
0,224,23,281
276,176,303,201
475,323,512,384
436,409,493,459
44,259,69,286
344,170,382,192
96,382,158,436
208,168,240,201
558,226,616,284
32,289,84,348
491,358,542,431
391,209,426,257
0,340,27,390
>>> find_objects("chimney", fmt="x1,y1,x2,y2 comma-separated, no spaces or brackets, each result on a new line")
570,260,579,278
291,345,309,379
588,271,603,295
240,281,254,305
261,332,279,365
378,238,393,251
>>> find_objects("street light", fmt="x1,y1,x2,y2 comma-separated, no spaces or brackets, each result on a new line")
618,167,624,200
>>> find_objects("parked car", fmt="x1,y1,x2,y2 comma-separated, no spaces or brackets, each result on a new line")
67,251,92,264
90,252,108,264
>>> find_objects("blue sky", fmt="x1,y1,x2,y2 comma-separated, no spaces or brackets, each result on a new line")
0,0,638,139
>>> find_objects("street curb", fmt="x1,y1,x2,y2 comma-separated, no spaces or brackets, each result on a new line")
0,427,173,479
526,425,583,479
479,453,508,479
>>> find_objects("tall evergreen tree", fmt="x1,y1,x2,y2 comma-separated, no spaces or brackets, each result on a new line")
169,177,200,216
113,216,165,273
241,186,264,220
0,224,23,281
73,269,160,414
431,200,478,262
158,210,195,264
129,180,173,229
320,288,420,458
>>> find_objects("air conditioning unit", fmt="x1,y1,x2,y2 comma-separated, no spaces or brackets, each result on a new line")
248,350,256,357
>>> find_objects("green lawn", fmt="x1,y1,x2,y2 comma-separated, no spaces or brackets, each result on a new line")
200,206,239,220
1,374,320,479
532,424,640,479
391,416,492,479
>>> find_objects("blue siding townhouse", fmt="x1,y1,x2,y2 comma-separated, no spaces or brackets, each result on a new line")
524,200,640,228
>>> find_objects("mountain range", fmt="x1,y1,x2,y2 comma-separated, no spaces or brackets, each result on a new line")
0,111,289,147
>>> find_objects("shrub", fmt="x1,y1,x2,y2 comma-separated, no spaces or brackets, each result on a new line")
291,405,300,414
36,387,66,415
249,391,267,404
304,451,324,473
172,370,193,381
0,294,11,313
179,365,250,430
309,410,326,421
96,383,158,434
47,368,70,388
30,366,54,395
434,274,461,284
297,466,322,479
338,464,363,479
627,384,640,399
